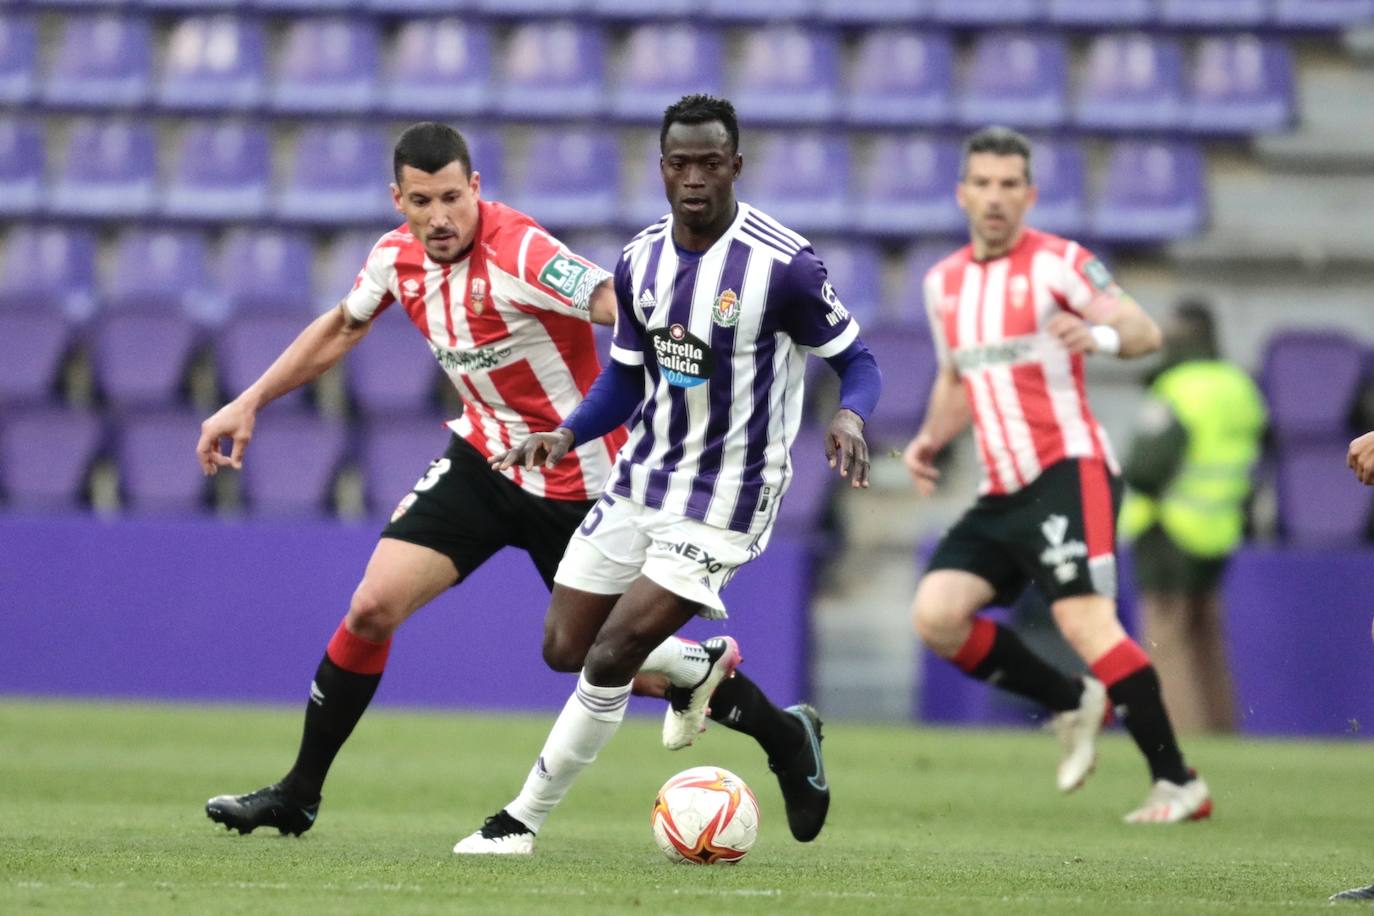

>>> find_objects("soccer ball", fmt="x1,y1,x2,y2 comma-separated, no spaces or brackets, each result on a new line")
651,766,760,865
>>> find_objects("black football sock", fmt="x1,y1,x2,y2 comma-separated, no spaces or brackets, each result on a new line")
952,617,1084,713
705,671,805,762
1092,639,1190,785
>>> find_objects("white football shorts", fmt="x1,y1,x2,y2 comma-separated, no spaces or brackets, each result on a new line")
553,493,769,620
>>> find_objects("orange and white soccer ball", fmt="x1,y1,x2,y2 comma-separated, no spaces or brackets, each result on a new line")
651,766,760,865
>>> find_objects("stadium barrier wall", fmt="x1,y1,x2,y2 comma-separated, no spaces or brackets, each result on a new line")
0,515,809,716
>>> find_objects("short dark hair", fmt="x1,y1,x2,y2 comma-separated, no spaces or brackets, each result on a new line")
393,122,471,184
1174,297,1219,357
660,94,740,155
961,126,1033,183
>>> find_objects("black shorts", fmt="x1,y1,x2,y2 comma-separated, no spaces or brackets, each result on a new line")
380,435,596,589
927,457,1124,607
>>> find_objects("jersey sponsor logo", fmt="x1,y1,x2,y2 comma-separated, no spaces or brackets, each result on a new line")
469,277,487,314
649,323,714,388
538,253,592,300
1009,274,1030,310
1039,513,1086,584
712,288,740,328
652,537,726,575
952,337,1037,373
820,280,851,328
1083,258,1114,292
429,342,514,374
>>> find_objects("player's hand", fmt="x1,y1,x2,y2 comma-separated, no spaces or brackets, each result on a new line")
902,432,941,497
196,400,256,476
491,429,576,472
1349,431,1374,485
824,408,870,489
1046,313,1097,355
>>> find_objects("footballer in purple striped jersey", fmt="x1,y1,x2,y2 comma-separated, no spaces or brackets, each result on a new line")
454,95,883,856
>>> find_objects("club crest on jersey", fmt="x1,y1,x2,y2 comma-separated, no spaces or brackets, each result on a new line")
712,289,740,328
469,278,487,314
649,323,714,388
1009,275,1030,310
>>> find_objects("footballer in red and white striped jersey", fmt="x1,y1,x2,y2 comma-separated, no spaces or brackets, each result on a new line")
343,199,628,502
923,227,1123,497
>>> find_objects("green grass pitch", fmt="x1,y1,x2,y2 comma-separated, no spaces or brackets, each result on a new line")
2,698,1369,914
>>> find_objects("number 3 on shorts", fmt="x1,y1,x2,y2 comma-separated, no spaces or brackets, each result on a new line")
413,458,451,493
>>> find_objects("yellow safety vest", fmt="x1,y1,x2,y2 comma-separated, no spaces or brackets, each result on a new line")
1120,361,1267,559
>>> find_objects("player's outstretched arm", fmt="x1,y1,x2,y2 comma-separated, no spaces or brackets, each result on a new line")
1349,431,1374,485
825,408,870,489
903,366,970,497
1049,293,1162,360
195,304,371,476
491,430,576,472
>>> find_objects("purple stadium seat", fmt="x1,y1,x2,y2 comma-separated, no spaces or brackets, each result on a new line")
104,228,213,318
115,409,210,515
91,312,198,409
856,136,964,237
558,231,626,278
774,440,836,534
270,18,378,115
592,0,694,15
622,133,671,229
1262,331,1363,441
255,0,360,11
382,18,491,118
512,129,619,231
960,32,1068,129
0,15,37,106
43,14,151,109
238,412,347,518
476,0,586,13
50,120,157,218
816,0,931,23
860,323,938,450
705,0,812,19
361,418,451,518
274,126,393,226
809,239,883,328
846,30,953,128
1090,142,1206,243
498,22,604,119
731,26,840,126
142,0,244,9
1274,0,1374,27
612,24,723,122
0,119,41,218
894,238,965,328
1158,0,1268,26
1046,0,1153,24
464,129,506,207
0,226,98,320
932,0,1044,25
745,133,851,235
1276,442,1374,545
365,0,477,11
1029,139,1087,237
1076,34,1186,132
347,315,442,417
1189,36,1295,135
317,230,386,312
217,229,316,316
0,314,69,408
162,121,270,221
0,409,102,512
217,314,315,410
157,15,266,112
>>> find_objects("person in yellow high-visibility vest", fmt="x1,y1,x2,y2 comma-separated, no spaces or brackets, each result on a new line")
1119,301,1266,734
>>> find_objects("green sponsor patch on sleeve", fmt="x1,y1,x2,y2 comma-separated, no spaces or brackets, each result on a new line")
1082,258,1114,292
538,254,591,299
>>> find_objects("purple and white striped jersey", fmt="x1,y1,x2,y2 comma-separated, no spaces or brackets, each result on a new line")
608,203,859,536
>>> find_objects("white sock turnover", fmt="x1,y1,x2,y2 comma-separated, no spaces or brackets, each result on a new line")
639,636,712,688
503,670,632,834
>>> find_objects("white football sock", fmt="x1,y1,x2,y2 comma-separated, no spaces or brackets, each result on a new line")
639,636,712,688
504,671,632,834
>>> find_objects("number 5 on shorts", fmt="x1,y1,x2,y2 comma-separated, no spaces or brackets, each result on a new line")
580,494,614,536
413,458,451,493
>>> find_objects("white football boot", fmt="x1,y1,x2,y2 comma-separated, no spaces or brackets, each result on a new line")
662,636,742,751
452,810,536,855
1051,676,1108,792
1123,773,1213,824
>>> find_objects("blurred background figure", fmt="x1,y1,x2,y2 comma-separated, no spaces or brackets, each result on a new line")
1119,300,1267,734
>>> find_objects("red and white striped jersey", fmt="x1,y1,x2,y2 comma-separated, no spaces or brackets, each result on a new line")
923,227,1121,496
343,200,628,501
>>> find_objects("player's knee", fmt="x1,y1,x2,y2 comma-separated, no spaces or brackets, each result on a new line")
541,628,586,673
582,636,640,685
346,584,404,642
912,593,962,648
